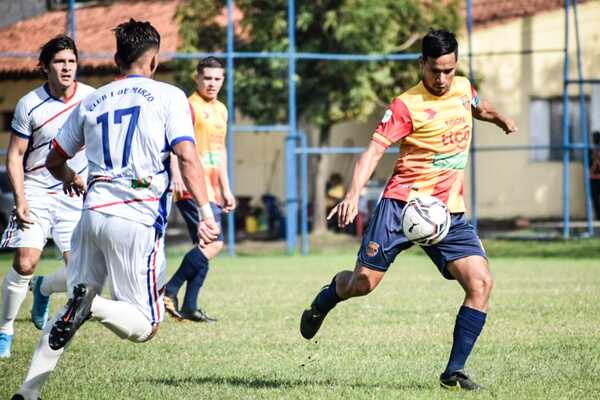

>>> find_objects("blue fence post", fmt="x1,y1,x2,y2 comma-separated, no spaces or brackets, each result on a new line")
226,0,236,255
299,131,309,255
68,0,76,41
562,0,572,239
466,0,478,231
285,0,298,254
572,0,594,236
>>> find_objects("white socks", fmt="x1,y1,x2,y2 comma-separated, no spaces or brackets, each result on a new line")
0,268,32,335
17,313,64,400
91,296,153,342
40,266,67,297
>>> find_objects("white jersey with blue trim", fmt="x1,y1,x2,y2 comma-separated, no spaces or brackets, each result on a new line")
11,81,95,192
54,76,195,232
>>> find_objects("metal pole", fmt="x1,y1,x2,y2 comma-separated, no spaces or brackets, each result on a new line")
285,0,298,254
466,0,478,231
226,0,236,255
68,0,76,41
572,0,594,236
562,0,572,239
299,131,309,255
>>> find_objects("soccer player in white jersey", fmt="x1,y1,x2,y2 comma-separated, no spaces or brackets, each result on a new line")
0,35,94,358
9,19,220,400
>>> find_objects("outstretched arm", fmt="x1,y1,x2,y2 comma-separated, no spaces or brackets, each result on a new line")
473,99,518,135
328,141,386,228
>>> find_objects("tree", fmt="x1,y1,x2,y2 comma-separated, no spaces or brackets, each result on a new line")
176,0,461,233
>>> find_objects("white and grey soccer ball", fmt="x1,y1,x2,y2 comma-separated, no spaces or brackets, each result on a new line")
400,195,451,246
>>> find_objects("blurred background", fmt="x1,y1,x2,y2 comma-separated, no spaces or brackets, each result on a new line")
0,0,598,254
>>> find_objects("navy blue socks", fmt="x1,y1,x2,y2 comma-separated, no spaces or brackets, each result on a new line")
165,247,209,312
314,276,343,314
443,305,487,377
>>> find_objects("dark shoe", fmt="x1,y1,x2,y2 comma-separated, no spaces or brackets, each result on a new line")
11,393,41,400
440,370,482,391
300,287,330,340
49,284,96,351
180,308,217,323
164,294,183,320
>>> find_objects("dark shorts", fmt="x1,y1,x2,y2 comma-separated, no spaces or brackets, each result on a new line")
357,198,487,280
176,199,224,243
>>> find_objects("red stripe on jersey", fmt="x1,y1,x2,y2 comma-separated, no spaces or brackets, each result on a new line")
431,170,459,204
88,197,161,210
52,138,72,159
32,101,79,133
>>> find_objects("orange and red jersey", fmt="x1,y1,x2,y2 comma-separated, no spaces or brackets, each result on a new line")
182,91,228,204
372,76,479,213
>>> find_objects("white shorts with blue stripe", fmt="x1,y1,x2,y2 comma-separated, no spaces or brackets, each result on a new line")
67,210,166,325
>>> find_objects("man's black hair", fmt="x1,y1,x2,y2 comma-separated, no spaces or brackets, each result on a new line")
38,35,78,77
196,56,224,75
422,29,458,60
113,19,160,69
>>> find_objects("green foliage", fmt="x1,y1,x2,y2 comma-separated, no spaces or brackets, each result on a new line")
175,0,462,127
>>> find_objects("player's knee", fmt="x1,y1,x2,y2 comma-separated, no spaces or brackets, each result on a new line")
350,272,376,297
133,324,159,343
13,257,38,275
468,273,493,299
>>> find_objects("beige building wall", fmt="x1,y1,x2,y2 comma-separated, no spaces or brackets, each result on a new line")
466,1,600,219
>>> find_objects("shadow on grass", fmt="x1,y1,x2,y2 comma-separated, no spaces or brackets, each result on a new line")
142,375,430,391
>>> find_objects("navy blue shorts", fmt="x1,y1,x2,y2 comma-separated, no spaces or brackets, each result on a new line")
357,198,486,279
176,199,224,243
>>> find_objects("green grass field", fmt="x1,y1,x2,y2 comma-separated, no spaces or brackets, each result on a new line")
1,239,600,399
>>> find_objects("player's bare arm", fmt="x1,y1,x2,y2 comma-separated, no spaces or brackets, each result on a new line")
218,148,236,213
328,140,386,228
172,140,220,244
473,98,518,134
7,134,33,229
45,149,85,197
169,153,186,197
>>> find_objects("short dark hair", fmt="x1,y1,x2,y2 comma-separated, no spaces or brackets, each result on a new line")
422,29,458,60
113,19,160,69
38,35,78,77
196,56,224,75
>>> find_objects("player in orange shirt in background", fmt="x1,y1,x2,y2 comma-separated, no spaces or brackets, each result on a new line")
300,30,517,390
164,57,235,323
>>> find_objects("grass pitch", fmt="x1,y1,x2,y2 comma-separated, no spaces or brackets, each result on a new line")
1,239,599,399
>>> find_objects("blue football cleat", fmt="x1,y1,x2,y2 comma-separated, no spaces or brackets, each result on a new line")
0,332,13,358
31,276,50,330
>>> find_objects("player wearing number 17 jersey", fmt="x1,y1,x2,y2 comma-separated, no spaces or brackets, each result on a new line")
300,30,518,391
10,19,219,400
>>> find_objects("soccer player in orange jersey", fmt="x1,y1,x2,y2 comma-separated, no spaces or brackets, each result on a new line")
163,57,236,322
300,29,517,391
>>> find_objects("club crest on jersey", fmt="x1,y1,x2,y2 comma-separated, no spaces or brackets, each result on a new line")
381,109,393,123
366,241,380,257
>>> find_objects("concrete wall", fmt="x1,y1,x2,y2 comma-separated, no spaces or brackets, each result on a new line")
466,1,600,218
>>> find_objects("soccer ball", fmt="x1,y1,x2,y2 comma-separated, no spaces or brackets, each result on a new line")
400,195,451,246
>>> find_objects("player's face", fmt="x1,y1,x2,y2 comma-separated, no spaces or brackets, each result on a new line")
45,49,78,90
421,53,457,97
196,67,224,101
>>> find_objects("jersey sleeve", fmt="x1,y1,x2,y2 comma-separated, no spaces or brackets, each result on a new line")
372,98,413,149
10,97,32,139
166,90,195,148
54,102,85,158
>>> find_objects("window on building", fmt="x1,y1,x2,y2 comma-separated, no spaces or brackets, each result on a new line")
530,96,591,162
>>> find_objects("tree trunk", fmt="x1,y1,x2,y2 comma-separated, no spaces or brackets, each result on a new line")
312,124,332,233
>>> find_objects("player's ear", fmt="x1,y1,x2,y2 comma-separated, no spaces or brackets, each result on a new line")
149,53,158,75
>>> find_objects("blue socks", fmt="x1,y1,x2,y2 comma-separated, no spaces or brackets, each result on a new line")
443,305,487,377
165,247,209,312
314,276,343,314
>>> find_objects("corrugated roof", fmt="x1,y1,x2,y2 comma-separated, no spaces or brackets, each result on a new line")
0,0,182,74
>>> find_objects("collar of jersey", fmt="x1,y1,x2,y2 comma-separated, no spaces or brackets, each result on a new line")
126,74,146,78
